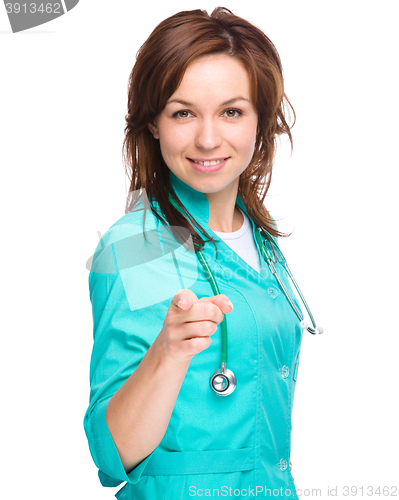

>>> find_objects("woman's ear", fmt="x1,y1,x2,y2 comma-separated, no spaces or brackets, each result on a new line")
148,121,160,139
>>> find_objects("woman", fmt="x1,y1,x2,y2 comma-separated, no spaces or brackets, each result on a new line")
84,7,306,499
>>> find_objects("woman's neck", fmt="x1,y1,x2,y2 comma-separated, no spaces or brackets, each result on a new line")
205,187,244,233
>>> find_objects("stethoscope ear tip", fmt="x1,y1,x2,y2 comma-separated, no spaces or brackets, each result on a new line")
300,320,324,334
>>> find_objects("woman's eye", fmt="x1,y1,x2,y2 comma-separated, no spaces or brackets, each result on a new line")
223,109,242,118
173,110,192,118
172,109,242,119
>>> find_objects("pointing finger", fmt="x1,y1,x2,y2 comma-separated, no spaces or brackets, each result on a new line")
199,294,233,314
172,289,199,311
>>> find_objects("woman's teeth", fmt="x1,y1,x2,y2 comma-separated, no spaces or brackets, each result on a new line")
192,159,225,166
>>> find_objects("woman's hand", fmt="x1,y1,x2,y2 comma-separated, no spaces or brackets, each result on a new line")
156,289,234,365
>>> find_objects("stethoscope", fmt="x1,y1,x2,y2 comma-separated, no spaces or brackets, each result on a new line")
168,195,323,396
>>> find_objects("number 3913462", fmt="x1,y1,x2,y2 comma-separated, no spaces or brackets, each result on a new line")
5,3,62,14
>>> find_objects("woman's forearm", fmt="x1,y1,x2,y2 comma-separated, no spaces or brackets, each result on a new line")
105,337,190,474
105,290,231,474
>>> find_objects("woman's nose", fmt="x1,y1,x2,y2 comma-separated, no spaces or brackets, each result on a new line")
194,119,223,150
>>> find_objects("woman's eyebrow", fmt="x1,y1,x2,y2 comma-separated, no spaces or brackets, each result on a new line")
166,99,194,107
166,96,251,107
220,96,251,106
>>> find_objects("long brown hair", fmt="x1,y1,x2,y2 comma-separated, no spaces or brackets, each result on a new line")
122,7,295,253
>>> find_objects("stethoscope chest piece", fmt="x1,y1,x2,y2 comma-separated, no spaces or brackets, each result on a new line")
210,366,236,396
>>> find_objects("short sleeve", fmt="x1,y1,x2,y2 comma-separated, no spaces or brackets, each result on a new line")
83,215,164,486
83,211,198,486
84,395,155,486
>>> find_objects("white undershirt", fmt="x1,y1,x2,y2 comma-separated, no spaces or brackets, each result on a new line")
212,207,262,273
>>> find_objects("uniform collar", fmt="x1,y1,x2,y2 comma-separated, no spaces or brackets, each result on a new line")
168,170,248,227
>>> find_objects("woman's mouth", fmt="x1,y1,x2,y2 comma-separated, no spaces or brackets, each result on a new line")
188,157,229,172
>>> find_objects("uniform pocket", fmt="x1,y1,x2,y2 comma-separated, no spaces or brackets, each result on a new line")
141,447,255,476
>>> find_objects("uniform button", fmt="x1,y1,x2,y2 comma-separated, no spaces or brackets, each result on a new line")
277,458,288,471
281,366,290,378
267,287,279,298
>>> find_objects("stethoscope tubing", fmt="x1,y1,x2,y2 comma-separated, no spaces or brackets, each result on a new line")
195,226,323,370
255,228,323,335
195,249,228,364
167,193,322,395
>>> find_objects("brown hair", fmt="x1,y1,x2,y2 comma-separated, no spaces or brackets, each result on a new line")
122,7,295,253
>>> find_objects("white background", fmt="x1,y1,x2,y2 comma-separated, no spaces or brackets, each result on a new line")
1,1,398,499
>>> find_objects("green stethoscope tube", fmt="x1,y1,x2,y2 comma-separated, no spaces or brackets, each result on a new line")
195,249,229,364
167,194,322,396
167,194,228,364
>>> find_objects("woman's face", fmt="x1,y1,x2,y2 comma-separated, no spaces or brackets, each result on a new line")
148,54,258,200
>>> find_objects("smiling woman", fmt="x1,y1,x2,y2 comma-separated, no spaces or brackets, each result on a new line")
148,54,259,232
84,7,304,500
122,6,295,248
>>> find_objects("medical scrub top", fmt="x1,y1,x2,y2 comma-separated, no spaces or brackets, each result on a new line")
84,171,304,499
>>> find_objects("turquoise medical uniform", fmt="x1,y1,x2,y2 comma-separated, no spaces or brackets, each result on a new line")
84,171,303,499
